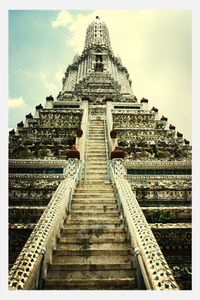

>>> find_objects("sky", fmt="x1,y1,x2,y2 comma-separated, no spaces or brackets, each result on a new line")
8,9,192,141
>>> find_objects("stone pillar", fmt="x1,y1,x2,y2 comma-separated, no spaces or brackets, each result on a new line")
81,60,84,80
77,63,81,83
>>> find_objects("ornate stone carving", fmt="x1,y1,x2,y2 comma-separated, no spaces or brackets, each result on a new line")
110,158,179,290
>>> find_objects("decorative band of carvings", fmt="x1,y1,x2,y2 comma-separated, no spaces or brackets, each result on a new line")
150,223,192,230
126,175,191,181
111,159,179,290
9,223,36,230
126,169,191,176
9,174,66,179
9,159,68,167
124,160,191,168
8,158,80,290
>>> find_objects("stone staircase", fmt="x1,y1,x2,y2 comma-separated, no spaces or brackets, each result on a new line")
43,118,136,290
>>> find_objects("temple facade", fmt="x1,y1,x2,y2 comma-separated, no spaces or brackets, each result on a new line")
8,16,191,290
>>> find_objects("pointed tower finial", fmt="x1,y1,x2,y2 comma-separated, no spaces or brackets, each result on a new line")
84,16,112,51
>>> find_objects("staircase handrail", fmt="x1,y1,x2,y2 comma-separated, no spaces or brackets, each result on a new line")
8,158,82,290
79,101,89,180
82,102,90,181
109,159,179,290
103,118,110,180
104,118,109,161
106,101,114,155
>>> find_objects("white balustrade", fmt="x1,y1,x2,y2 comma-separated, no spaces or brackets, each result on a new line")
8,158,82,290
109,158,179,290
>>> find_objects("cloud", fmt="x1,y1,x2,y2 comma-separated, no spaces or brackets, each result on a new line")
52,11,92,53
52,11,73,28
18,68,32,77
55,70,63,82
39,72,57,92
9,96,26,109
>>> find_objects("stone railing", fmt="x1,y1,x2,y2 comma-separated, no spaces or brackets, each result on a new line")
8,158,82,290
106,101,114,155
109,158,179,290
77,100,88,161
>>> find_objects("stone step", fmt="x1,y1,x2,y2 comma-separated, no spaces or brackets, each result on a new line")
72,196,115,201
67,216,120,223
87,155,106,159
58,237,128,245
72,208,116,214
48,269,134,280
86,164,107,168
73,194,115,200
59,235,127,243
87,152,106,155
54,244,131,256
87,151,106,155
89,125,104,128
56,241,130,249
79,182,111,187
86,160,107,164
73,192,114,198
68,218,121,226
88,128,104,130
86,175,108,180
76,186,113,192
86,162,107,165
72,204,116,211
86,169,108,173
73,187,115,198
88,136,105,139
87,146,105,149
89,132,104,135
48,261,132,271
43,277,135,290
87,145,106,149
85,161,107,165
88,140,105,143
86,165,107,169
79,180,110,185
62,227,125,233
86,166,107,170
70,212,119,218
60,230,126,238
88,142,105,145
87,145,105,148
86,171,108,177
51,254,133,265
89,129,104,131
89,128,104,130
61,226,125,233
88,131,105,133
88,131,104,134
86,167,107,172
46,268,135,281
72,200,115,205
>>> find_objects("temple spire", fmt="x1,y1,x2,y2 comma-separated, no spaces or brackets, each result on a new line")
84,16,112,51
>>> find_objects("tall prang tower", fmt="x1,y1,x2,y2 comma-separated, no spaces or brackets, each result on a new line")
58,16,134,102
9,16,191,291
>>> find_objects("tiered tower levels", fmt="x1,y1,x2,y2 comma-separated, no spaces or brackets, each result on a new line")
8,16,191,290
